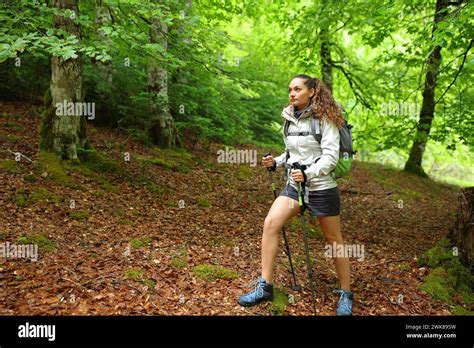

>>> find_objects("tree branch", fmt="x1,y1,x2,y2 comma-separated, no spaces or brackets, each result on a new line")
435,39,473,105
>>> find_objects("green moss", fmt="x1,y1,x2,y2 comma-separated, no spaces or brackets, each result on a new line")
97,176,119,193
14,192,29,207
92,190,104,198
235,165,253,180
136,148,193,173
417,239,456,268
192,264,239,282
293,254,317,268
3,121,24,131
124,268,143,281
134,175,171,195
130,236,152,248
30,188,61,203
197,197,211,208
418,238,473,315
123,268,155,291
35,151,78,189
24,174,36,183
269,287,289,315
13,187,61,207
307,225,324,239
5,134,22,142
0,159,21,173
452,306,474,316
118,219,135,226
69,210,89,221
287,218,298,230
207,236,234,247
419,268,454,303
391,188,422,203
115,208,125,217
18,233,56,252
143,278,156,290
83,152,121,174
171,256,188,269
397,263,410,271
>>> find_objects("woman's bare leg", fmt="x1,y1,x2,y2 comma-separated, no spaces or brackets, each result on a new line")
261,196,300,283
318,215,351,291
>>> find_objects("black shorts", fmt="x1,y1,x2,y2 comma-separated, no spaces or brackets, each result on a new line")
278,184,340,217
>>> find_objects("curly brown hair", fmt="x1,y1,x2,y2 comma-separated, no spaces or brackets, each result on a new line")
289,74,345,129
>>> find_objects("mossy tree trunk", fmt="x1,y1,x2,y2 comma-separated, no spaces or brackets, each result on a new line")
404,0,449,177
319,0,332,92
40,0,87,160
449,187,473,273
148,16,179,148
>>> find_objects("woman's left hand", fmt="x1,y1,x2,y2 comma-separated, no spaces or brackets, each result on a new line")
291,169,305,183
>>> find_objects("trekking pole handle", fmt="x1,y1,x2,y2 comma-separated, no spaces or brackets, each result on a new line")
291,163,305,207
263,152,274,171
263,152,276,191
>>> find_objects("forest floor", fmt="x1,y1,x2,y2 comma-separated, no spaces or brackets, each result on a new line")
0,101,464,316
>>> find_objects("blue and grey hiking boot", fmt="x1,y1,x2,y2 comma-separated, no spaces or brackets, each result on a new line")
334,289,354,316
238,277,274,307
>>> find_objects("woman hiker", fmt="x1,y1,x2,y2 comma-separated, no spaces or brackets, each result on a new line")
237,74,353,315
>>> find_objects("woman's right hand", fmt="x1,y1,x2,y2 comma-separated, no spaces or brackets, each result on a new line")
262,154,275,169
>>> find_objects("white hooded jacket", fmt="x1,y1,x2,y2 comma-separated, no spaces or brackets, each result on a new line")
274,104,340,191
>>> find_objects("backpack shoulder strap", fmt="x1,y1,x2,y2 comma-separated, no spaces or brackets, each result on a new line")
284,119,290,137
310,116,322,143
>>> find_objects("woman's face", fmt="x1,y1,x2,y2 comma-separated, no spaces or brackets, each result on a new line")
288,78,315,110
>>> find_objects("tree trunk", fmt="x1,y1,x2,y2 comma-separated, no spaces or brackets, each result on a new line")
94,0,113,126
448,187,473,273
40,0,87,160
319,0,332,92
404,0,449,177
320,31,332,92
148,18,179,148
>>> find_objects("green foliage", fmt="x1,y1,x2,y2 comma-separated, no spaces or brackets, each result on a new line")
192,264,239,282
0,0,472,183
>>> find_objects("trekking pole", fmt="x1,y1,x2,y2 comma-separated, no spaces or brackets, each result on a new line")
263,153,300,292
292,162,317,315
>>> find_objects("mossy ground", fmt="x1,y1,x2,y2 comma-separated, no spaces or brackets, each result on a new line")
17,233,57,252
418,238,473,315
130,236,152,249
269,287,289,315
192,264,239,281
